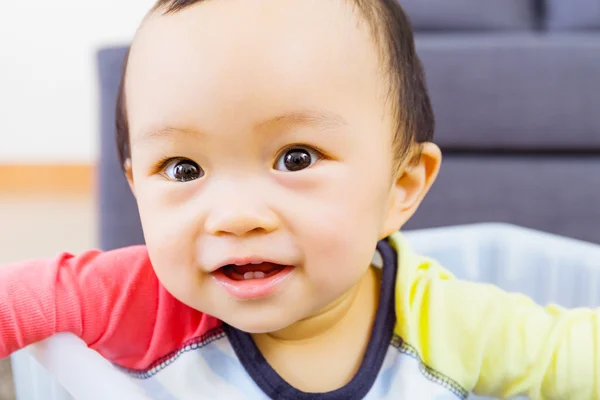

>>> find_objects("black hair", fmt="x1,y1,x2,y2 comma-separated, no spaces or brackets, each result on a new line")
115,0,434,171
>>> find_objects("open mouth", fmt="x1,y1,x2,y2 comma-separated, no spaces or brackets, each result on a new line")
220,262,287,280
212,262,295,300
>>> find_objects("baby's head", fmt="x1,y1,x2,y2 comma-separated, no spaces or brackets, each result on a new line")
117,0,440,333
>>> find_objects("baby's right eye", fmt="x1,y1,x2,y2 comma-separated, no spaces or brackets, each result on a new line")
164,159,204,182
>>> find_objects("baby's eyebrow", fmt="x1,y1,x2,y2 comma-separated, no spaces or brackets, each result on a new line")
138,126,201,143
137,109,347,143
255,109,348,132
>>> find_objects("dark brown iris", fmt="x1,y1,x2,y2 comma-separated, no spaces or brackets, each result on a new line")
284,149,311,171
173,161,202,182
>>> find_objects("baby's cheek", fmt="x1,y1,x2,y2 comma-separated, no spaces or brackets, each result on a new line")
301,193,384,283
303,219,371,273
142,212,200,292
141,201,198,251
149,248,202,307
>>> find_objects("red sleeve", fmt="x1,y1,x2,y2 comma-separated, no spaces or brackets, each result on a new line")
0,247,221,370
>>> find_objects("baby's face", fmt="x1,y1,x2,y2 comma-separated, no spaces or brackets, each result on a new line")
125,0,402,333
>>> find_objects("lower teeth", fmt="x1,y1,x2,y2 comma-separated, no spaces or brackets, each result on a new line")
243,271,266,280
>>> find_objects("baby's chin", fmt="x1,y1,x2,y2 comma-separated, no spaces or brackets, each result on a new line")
219,307,304,334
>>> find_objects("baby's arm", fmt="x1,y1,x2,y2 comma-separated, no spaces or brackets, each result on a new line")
398,260,600,399
0,247,214,369
0,247,157,359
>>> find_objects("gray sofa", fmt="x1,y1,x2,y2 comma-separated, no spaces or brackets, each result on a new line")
98,0,600,249
401,0,600,244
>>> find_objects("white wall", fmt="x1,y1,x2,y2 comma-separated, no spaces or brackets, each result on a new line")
0,0,155,163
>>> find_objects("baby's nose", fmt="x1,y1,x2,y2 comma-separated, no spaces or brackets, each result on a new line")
204,194,278,237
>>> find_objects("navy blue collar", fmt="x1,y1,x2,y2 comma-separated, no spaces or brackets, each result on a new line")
225,238,398,400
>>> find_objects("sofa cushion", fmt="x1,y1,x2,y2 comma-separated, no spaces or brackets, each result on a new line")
399,0,537,31
546,0,600,30
405,156,600,244
415,33,600,150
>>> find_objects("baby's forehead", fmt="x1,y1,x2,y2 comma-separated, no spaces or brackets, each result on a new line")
124,0,390,141
130,0,383,78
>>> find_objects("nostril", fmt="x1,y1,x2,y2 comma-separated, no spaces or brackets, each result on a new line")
211,227,267,238
249,227,268,235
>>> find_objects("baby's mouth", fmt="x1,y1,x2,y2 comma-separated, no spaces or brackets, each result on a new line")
212,262,295,300
220,263,286,281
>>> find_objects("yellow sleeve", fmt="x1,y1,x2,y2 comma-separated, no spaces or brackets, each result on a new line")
389,233,600,400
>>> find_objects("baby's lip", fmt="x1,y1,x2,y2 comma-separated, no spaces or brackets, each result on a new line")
212,265,295,300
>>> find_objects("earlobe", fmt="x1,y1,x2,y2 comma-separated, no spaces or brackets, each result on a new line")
124,159,136,197
380,143,442,238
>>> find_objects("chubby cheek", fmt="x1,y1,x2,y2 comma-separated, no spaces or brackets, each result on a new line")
136,180,200,248
304,227,377,297
144,241,206,309
135,188,203,303
288,168,388,291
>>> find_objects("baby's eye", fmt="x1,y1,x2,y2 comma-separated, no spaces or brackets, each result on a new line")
164,159,204,182
274,147,321,172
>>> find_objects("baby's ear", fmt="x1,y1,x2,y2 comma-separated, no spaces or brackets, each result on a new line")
380,143,441,239
123,159,136,198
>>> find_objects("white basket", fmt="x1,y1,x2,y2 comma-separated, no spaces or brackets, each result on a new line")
11,223,600,400
11,333,149,400
405,223,600,309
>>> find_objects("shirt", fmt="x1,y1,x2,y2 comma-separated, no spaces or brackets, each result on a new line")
0,232,598,399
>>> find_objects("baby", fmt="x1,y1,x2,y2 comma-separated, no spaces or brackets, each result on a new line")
0,0,597,399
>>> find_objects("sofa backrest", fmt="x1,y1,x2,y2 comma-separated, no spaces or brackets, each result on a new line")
400,0,600,32
545,0,600,30
400,0,539,31
401,0,600,152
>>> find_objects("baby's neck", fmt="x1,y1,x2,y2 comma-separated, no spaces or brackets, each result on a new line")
252,266,381,392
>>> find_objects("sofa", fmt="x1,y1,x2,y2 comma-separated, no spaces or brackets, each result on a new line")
400,0,600,245
97,0,600,249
